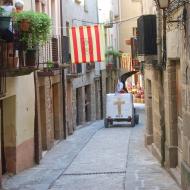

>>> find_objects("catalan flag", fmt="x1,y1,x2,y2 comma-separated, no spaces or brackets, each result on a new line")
69,25,105,64
120,53,132,71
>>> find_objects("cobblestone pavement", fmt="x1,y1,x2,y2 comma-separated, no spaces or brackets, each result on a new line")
2,104,181,190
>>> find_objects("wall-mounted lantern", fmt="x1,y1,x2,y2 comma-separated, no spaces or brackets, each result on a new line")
155,0,170,9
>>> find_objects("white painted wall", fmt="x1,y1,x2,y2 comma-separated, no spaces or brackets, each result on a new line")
61,0,98,35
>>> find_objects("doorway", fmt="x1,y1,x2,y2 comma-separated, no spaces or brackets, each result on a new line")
85,85,91,122
76,87,83,126
95,80,101,120
52,83,61,140
39,85,47,151
0,97,16,176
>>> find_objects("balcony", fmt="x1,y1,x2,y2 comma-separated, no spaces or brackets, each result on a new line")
36,35,70,77
0,10,54,77
0,39,38,77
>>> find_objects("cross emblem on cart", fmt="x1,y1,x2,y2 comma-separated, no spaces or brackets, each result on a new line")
114,98,125,115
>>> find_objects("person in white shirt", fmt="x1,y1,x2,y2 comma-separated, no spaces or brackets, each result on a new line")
1,0,15,16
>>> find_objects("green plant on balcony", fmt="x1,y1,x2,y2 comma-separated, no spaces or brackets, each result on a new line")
14,11,51,48
14,11,51,67
105,49,121,67
105,49,121,57
47,60,54,69
0,7,5,15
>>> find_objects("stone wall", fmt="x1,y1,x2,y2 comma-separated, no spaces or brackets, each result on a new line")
36,74,63,153
144,63,162,162
164,62,179,168
101,70,107,118
72,71,100,126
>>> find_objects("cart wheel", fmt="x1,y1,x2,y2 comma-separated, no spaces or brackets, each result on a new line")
135,114,139,124
131,117,135,127
104,118,109,128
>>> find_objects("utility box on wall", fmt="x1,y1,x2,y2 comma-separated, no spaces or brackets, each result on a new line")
137,15,157,55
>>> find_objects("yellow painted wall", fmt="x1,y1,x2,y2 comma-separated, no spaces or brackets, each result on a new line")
119,0,141,53
5,74,35,146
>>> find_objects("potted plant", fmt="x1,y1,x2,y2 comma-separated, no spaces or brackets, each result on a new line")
14,11,51,67
105,49,121,67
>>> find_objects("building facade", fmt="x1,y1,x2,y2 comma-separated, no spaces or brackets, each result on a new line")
0,0,65,184
141,0,190,189
118,0,141,54
0,0,36,181
61,0,106,128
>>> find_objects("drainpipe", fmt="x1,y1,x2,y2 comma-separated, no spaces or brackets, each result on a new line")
60,0,67,139
157,8,166,167
96,0,104,119
161,9,166,167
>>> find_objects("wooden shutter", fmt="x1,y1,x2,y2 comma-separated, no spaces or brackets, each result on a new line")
52,37,58,63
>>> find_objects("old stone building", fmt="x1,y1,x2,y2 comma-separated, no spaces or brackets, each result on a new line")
61,0,106,126
0,0,66,183
107,0,120,94
34,0,65,163
119,0,142,54
0,0,36,182
118,0,144,98
141,0,190,189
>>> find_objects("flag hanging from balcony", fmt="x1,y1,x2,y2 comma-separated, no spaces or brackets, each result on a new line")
69,25,105,64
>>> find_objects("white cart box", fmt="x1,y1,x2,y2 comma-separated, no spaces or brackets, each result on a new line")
105,93,139,127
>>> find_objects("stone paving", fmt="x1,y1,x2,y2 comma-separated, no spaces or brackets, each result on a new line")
2,104,181,190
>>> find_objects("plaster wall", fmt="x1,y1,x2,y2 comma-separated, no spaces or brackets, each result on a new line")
119,0,141,53
5,74,35,146
61,0,98,35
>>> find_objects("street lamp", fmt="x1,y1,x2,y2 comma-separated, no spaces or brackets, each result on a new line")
155,0,170,68
155,0,170,9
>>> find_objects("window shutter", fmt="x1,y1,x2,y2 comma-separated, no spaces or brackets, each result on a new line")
52,37,58,63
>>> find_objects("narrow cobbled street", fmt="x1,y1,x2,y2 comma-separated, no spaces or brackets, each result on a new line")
2,105,180,190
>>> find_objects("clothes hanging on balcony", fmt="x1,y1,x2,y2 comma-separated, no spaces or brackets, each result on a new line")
0,4,15,42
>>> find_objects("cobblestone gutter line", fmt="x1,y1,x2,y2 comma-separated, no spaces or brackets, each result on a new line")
63,171,126,176
48,126,104,189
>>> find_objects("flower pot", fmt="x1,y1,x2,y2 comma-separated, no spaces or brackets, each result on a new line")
0,16,11,31
7,57,18,69
19,20,30,32
25,49,37,67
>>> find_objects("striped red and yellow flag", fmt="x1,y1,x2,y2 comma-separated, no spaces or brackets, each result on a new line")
69,25,105,64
